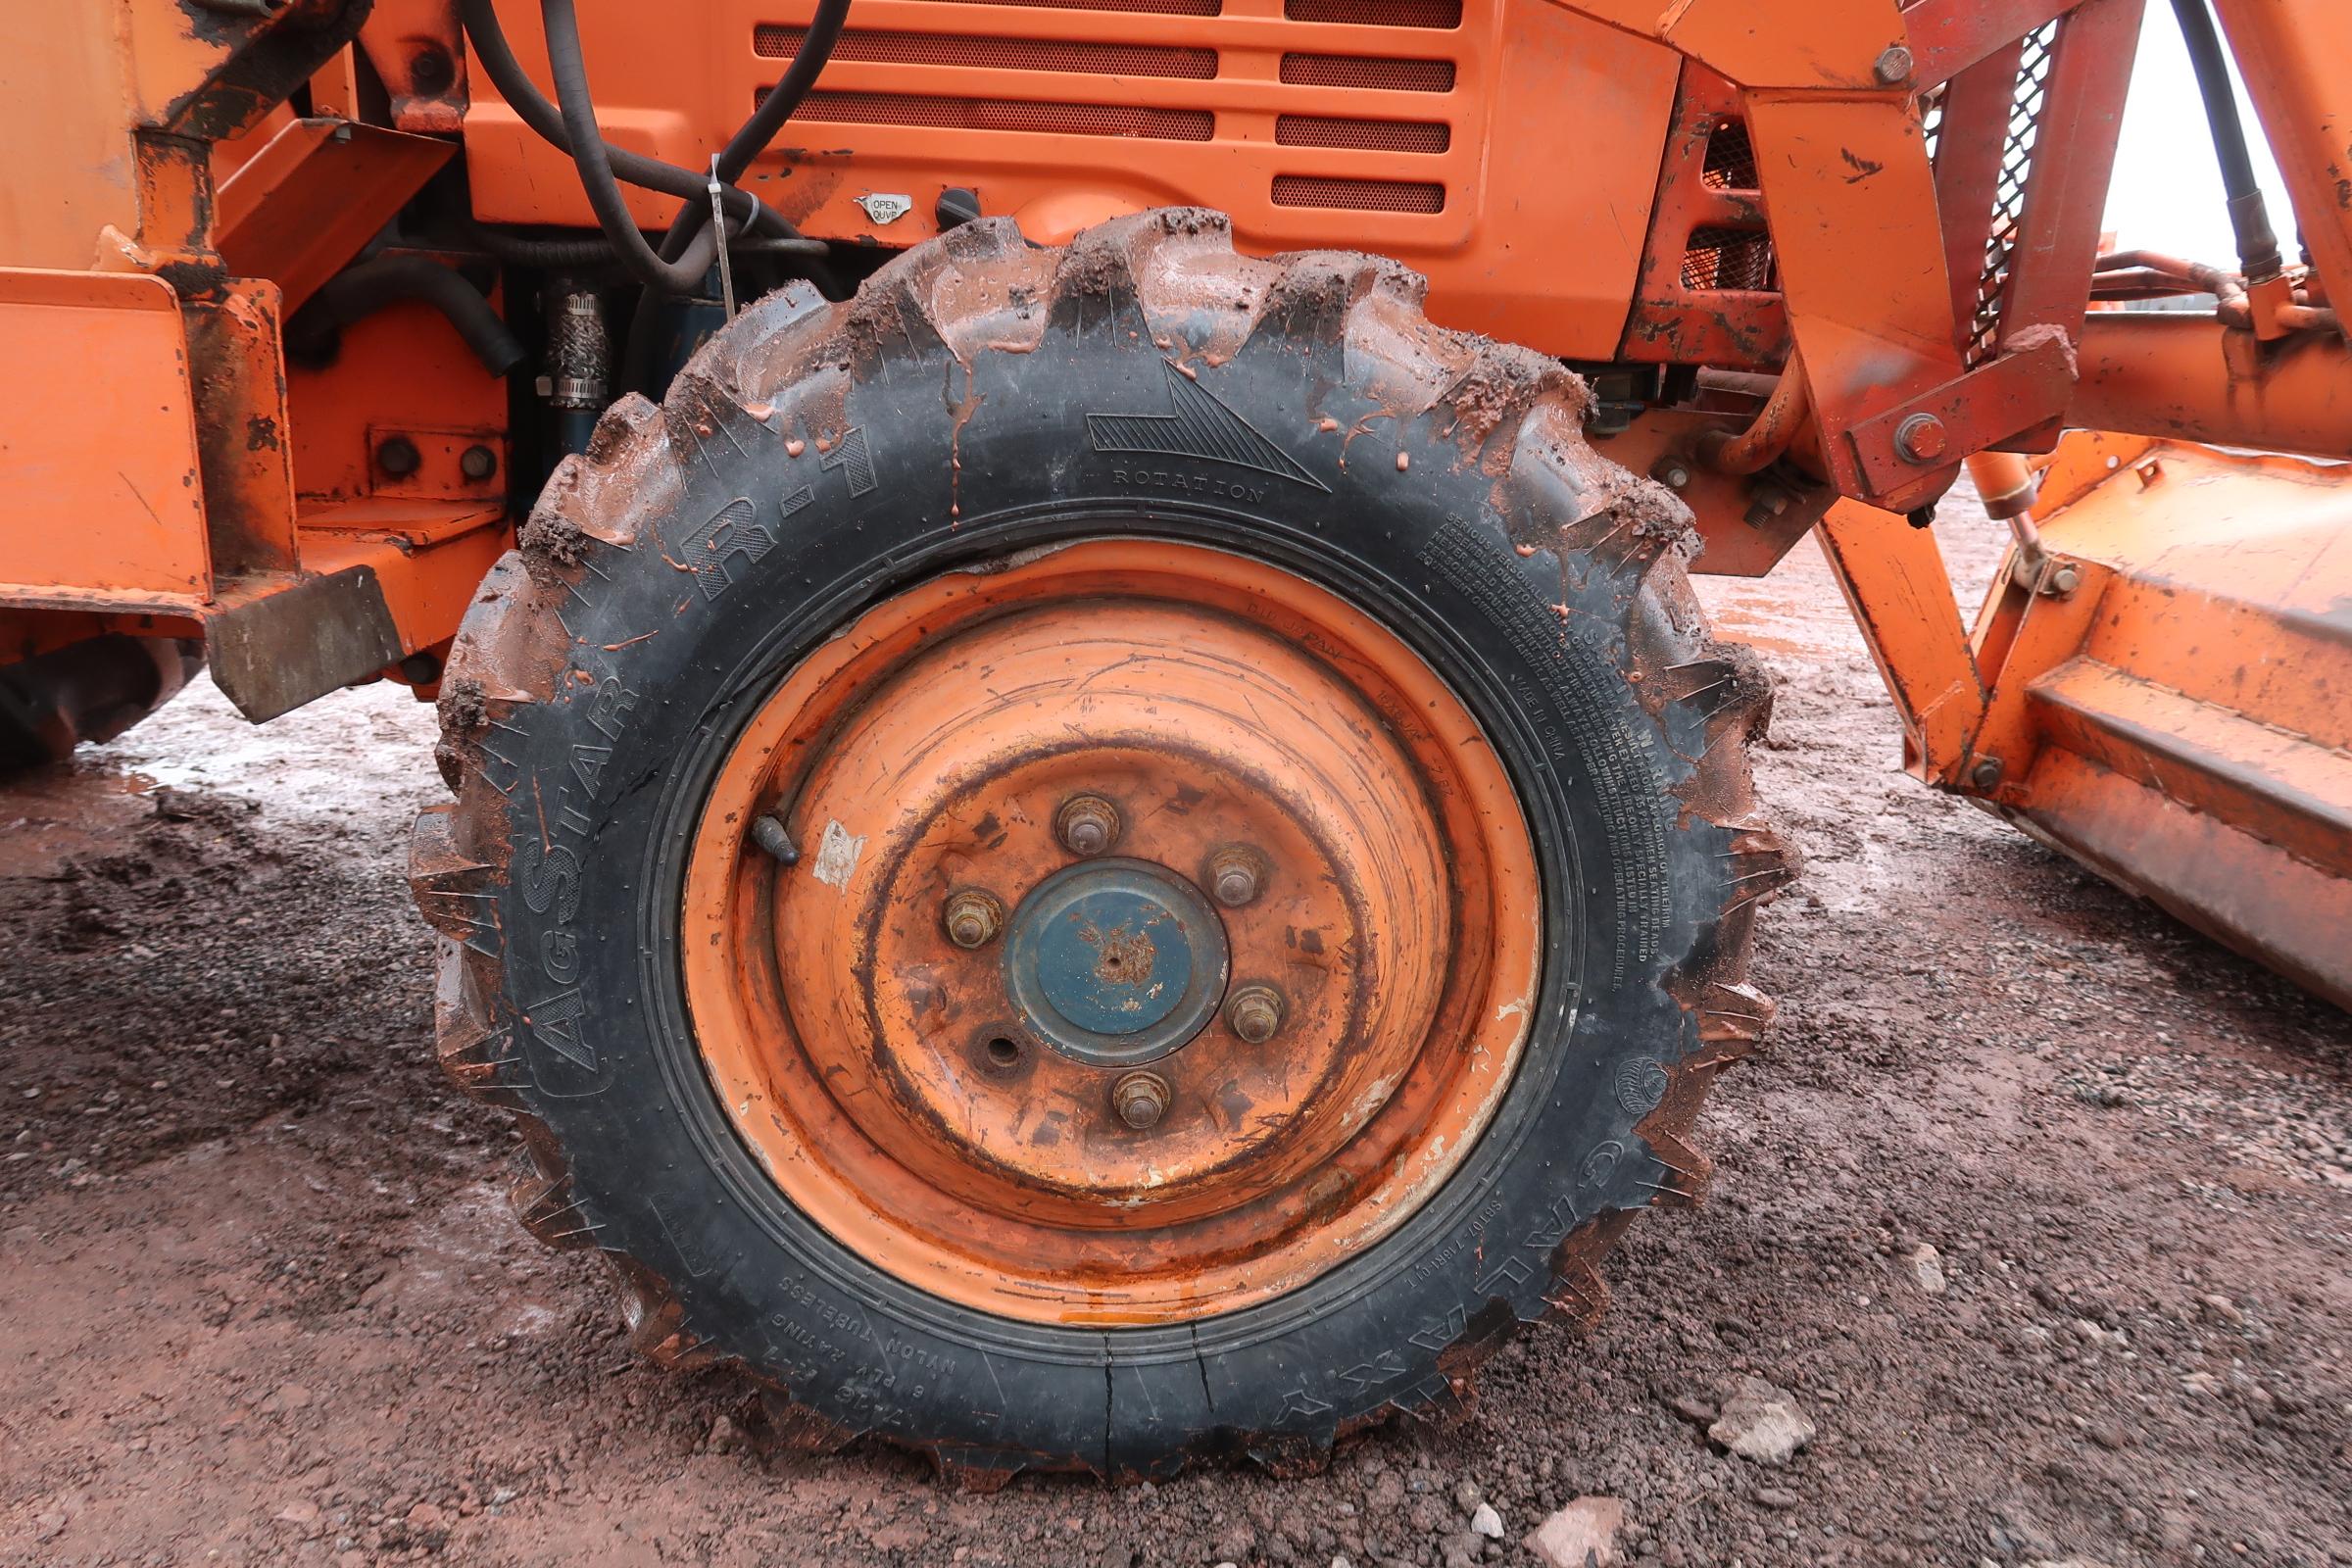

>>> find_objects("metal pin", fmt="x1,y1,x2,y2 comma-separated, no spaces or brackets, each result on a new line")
752,814,797,863
708,156,738,321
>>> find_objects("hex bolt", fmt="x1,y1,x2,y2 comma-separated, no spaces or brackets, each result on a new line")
1225,985,1286,1046
1893,413,1950,465
1742,482,1793,529
460,444,499,481
1873,44,1915,85
1112,1071,1170,1131
1970,757,2005,791
1207,846,1268,908
2046,563,2082,597
1649,456,1693,491
1055,794,1121,858
943,888,1005,949
376,435,421,478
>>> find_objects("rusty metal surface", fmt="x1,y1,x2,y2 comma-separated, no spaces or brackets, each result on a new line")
205,561,405,721
680,541,1541,1325
1615,66,1789,369
183,275,300,577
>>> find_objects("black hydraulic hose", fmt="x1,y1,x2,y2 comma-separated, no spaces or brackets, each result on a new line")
463,219,827,270
540,0,728,293
306,256,528,375
2168,0,2283,281
457,0,795,242
654,0,852,260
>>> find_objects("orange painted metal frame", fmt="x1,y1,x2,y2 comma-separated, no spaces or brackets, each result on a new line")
215,118,456,314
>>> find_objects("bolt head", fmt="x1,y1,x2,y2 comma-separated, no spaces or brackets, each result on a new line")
1970,757,2004,791
1226,985,1285,1046
1649,457,1693,491
409,45,456,96
375,435,421,478
460,444,499,481
1873,44,1914,85
1055,795,1121,858
2048,563,2082,596
1112,1071,1169,1130
1207,846,1267,908
943,888,1004,949
1893,413,1950,465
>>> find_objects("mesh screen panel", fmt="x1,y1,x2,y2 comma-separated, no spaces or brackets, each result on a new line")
1969,24,2057,366
1284,0,1462,27
1279,53,1454,91
1271,174,1445,213
1681,227,1774,292
1275,114,1449,153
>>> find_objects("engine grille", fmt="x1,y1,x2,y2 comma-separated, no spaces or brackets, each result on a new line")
756,0,1473,222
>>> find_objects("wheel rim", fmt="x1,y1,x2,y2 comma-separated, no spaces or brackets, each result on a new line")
682,540,1542,1325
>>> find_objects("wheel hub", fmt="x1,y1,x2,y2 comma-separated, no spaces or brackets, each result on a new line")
680,541,1541,1324
1004,858,1230,1067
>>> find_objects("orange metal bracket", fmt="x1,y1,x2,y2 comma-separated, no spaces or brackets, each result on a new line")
354,0,470,136
0,270,210,611
1813,501,1987,782
217,119,456,315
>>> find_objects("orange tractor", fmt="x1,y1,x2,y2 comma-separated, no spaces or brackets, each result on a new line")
3,0,2347,1481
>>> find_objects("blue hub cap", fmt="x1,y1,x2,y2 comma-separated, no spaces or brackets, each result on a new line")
1004,858,1230,1067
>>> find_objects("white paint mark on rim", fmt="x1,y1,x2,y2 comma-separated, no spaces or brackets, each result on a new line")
809,819,866,890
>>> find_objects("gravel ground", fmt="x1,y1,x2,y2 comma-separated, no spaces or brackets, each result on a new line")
2,511,2347,1568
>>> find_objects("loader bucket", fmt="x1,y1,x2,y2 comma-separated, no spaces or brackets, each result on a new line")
1977,434,2352,1010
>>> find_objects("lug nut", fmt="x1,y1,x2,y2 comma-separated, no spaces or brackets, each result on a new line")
1055,794,1121,857
943,888,1004,949
1112,1071,1170,1130
1207,846,1268,908
1225,985,1286,1045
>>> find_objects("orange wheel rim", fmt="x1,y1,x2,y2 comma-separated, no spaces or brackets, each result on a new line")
682,541,1540,1326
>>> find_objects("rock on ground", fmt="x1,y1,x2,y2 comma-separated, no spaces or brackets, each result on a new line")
1525,1496,1627,1568
1708,1377,1817,1465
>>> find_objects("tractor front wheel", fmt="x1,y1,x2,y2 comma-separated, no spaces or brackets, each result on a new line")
411,211,1786,1481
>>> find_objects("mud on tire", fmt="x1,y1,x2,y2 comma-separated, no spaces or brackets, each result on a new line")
410,210,1788,1482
